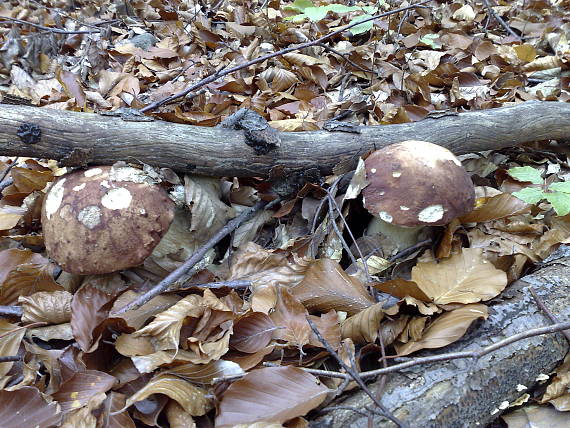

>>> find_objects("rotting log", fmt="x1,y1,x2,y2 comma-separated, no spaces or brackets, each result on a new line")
311,247,570,428
0,101,568,177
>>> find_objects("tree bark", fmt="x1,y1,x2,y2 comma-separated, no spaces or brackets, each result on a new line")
0,101,568,177
311,247,570,428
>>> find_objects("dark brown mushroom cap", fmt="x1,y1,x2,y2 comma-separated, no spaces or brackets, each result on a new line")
41,165,175,274
362,141,475,227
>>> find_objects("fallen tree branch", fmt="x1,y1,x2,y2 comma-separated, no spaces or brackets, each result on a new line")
313,247,570,427
0,101,568,177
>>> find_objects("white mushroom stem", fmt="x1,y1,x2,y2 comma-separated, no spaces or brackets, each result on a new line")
366,216,425,251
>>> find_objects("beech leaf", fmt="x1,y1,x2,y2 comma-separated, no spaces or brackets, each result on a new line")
216,367,329,427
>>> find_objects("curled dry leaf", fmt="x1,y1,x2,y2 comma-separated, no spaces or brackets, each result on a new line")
375,278,430,301
52,370,116,412
0,248,62,305
270,287,311,349
0,319,26,381
71,284,119,353
290,258,375,315
165,400,196,428
99,392,136,428
163,360,245,385
460,192,530,223
19,290,72,324
395,304,489,356
308,310,341,350
340,302,384,344
215,366,329,427
228,242,309,312
117,373,211,417
0,386,62,428
230,312,276,353
412,248,508,304
110,290,180,330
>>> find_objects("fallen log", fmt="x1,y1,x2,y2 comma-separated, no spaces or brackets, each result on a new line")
312,247,570,428
0,101,568,177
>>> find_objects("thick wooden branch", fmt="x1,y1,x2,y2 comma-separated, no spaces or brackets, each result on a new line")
0,101,568,177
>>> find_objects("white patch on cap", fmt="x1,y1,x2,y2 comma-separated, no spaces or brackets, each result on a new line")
100,180,110,188
392,171,401,178
379,211,393,223
370,168,377,173
110,165,153,184
73,183,86,191
44,178,66,220
400,206,410,211
101,187,132,210
84,168,103,178
78,205,101,229
401,141,462,167
418,204,444,223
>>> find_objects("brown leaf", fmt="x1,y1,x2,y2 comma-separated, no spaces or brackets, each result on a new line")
460,192,530,223
412,248,507,304
375,278,430,301
0,248,62,305
270,288,311,349
231,312,276,353
165,400,196,428
395,304,488,355
10,167,54,194
0,386,62,428
117,373,211,416
0,319,25,380
111,290,180,330
291,258,375,315
19,290,72,324
71,284,118,352
340,303,385,344
163,360,245,385
99,392,136,428
308,310,341,350
216,367,329,427
52,370,116,412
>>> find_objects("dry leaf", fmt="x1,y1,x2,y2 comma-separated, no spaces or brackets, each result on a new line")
412,248,507,304
340,303,384,344
19,290,72,324
395,304,488,355
216,367,329,427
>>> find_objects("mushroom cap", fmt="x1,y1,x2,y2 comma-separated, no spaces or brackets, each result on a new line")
42,165,175,274
362,140,475,227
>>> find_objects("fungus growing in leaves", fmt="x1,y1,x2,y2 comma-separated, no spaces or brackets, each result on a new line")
42,165,175,274
362,140,475,251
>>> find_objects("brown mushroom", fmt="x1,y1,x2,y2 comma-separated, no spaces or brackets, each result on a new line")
42,164,175,274
362,140,475,251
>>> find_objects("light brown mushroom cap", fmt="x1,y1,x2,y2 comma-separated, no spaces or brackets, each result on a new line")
362,140,475,227
42,165,175,274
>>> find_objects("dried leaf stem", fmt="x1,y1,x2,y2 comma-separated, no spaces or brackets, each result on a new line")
139,0,433,113
306,317,408,428
114,199,275,314
480,0,521,40
529,286,570,344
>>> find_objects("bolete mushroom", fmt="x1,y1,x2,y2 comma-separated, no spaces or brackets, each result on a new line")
362,140,475,252
42,164,175,274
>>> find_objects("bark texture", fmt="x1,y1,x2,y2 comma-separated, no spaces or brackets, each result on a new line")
0,101,568,177
311,247,570,428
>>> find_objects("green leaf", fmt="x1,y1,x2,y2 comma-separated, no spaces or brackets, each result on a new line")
303,6,330,21
349,14,374,34
419,34,442,49
548,181,570,194
512,187,545,204
545,192,570,216
507,166,543,184
283,0,314,12
327,4,357,13
284,13,310,22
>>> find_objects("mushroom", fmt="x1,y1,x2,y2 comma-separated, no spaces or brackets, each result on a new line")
41,164,175,275
362,140,475,253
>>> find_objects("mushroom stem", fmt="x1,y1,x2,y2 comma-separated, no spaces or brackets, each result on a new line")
367,217,424,252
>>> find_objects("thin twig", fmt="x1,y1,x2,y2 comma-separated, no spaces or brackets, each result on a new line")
387,238,432,262
262,320,570,381
0,305,23,318
0,16,102,34
0,356,21,363
139,0,433,113
480,0,521,40
529,286,570,344
306,317,408,428
114,199,277,314
181,279,252,289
